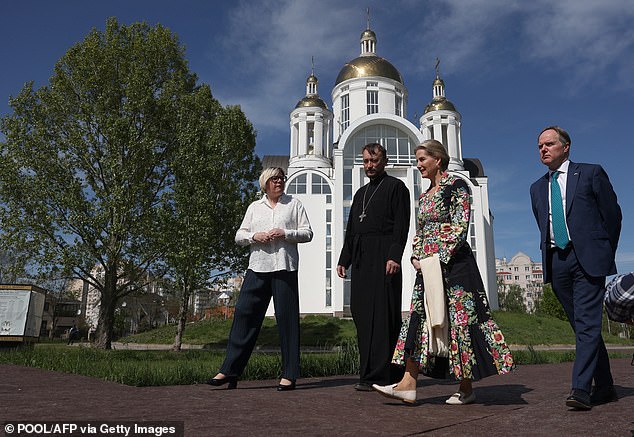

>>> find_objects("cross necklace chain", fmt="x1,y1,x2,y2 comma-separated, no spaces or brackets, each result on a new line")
359,178,385,222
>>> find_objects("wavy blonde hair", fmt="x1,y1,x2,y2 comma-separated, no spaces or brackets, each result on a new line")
415,140,449,171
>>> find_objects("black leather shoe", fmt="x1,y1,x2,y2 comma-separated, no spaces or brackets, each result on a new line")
354,382,374,392
277,380,296,391
590,385,618,405
206,376,237,389
566,389,591,410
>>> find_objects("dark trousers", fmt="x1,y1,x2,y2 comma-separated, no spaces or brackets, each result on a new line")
549,246,613,393
220,269,300,380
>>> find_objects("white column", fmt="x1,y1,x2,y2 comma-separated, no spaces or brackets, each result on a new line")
432,119,442,141
333,148,345,315
325,119,331,159
315,115,324,157
447,118,463,170
298,115,308,156
290,119,297,157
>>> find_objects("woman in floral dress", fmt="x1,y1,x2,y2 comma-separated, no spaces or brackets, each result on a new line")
373,140,514,405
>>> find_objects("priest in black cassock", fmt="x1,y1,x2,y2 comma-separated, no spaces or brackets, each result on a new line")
337,143,411,391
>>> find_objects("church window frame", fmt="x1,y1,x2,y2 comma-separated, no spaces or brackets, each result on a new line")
307,122,315,154
395,94,402,117
312,173,331,194
286,173,307,194
341,93,350,132
367,89,378,114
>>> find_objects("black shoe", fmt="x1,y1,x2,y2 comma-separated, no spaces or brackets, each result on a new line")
354,382,374,392
566,389,591,410
590,385,618,405
206,376,237,389
277,380,296,391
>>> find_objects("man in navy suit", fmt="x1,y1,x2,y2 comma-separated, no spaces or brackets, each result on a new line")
530,126,621,410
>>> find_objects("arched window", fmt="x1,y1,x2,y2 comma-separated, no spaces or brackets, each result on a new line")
343,123,418,166
286,173,307,194
311,174,331,194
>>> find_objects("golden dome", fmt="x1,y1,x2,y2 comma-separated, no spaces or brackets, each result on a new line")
424,97,456,114
295,96,328,109
335,55,403,85
361,29,376,40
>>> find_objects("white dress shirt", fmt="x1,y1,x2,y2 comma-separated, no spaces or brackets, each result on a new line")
235,193,313,272
548,159,571,248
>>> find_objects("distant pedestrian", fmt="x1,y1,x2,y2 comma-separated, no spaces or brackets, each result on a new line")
530,125,621,410
67,322,78,345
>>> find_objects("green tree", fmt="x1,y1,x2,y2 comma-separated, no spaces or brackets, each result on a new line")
159,85,259,351
498,284,527,313
0,18,258,349
0,248,27,283
534,283,568,321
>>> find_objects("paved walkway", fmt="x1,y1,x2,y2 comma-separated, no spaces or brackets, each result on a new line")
1,357,633,436
106,341,634,352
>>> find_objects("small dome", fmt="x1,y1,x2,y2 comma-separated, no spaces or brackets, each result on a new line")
424,97,456,114
295,96,328,109
307,74,318,84
361,29,376,40
335,55,403,85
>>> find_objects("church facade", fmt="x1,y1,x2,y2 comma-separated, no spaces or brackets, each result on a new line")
263,26,498,316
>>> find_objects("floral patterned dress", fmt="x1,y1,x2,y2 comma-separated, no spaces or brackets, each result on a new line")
392,172,514,380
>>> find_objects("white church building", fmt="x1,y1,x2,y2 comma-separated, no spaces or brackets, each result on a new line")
263,25,498,317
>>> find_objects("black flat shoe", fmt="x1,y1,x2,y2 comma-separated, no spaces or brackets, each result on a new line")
566,389,591,410
206,376,237,389
277,380,296,391
354,382,373,392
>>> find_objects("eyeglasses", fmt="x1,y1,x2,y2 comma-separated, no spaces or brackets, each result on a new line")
269,176,287,182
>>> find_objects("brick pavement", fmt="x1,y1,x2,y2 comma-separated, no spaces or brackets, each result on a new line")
1,358,632,436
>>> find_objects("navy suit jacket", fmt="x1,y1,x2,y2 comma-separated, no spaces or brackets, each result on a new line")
530,161,621,283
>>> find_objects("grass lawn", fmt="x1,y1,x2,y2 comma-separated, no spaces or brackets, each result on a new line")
121,311,630,348
122,314,358,348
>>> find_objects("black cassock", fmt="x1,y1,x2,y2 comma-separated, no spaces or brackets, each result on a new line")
338,172,410,385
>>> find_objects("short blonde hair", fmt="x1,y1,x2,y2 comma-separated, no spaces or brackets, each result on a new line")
259,167,285,193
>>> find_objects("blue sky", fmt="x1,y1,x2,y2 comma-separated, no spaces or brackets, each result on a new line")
1,0,633,273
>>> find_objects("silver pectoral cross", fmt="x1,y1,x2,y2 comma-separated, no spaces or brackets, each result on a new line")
359,212,367,222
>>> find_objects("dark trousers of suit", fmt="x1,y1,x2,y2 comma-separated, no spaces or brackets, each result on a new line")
220,269,300,380
548,245,613,393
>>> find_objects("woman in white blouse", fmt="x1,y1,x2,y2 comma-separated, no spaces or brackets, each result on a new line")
207,167,313,391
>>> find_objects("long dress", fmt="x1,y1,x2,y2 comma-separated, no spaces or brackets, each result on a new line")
338,172,411,385
392,172,514,380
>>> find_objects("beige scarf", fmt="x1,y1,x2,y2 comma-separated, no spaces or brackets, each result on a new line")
420,253,449,357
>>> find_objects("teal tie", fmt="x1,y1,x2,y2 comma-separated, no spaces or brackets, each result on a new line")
550,171,569,249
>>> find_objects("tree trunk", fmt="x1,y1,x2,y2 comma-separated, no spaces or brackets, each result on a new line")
94,268,119,349
173,279,191,351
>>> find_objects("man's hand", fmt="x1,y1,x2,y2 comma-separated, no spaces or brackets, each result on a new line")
385,260,400,275
336,265,347,279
